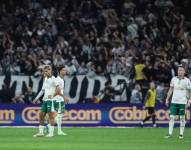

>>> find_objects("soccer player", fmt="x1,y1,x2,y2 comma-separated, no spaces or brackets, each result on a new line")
33,65,60,137
53,66,69,135
165,65,191,139
140,82,157,127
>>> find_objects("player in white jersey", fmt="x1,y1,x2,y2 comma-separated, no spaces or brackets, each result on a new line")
165,65,191,139
33,65,60,137
54,66,69,135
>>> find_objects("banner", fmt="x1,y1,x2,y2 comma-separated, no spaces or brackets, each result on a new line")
0,75,130,103
0,104,190,127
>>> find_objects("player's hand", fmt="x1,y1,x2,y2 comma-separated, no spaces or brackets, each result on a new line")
187,100,191,108
36,100,41,104
32,99,38,104
165,99,169,107
48,95,53,99
64,96,69,104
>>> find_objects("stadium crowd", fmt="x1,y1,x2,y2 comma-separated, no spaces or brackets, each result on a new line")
0,0,191,103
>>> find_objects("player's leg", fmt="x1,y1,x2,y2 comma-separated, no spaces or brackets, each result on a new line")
143,115,152,123
38,112,46,134
179,115,185,139
46,101,55,137
142,107,156,127
44,114,50,134
141,107,152,127
151,114,156,127
33,102,47,137
168,115,175,136
150,107,156,127
55,101,67,135
56,113,67,135
46,113,55,137
179,104,186,139
165,103,176,138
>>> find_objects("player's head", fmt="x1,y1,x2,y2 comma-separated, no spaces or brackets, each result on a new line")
43,65,52,77
150,82,155,89
58,65,67,76
177,65,185,78
38,65,45,76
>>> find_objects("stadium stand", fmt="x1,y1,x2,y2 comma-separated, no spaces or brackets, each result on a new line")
0,0,191,103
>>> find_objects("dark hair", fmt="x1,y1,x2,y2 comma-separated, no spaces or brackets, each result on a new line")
178,64,185,69
58,65,66,72
44,65,52,70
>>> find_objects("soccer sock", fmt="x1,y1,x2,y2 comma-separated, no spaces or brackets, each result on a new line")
39,125,44,134
152,115,156,125
143,116,152,123
47,124,51,133
180,116,185,135
49,125,54,136
169,115,175,135
56,114,63,132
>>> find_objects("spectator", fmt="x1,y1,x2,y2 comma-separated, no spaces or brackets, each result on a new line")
0,0,191,103
23,86,35,104
11,92,25,104
0,83,12,103
156,82,166,104
130,84,142,104
78,61,88,75
100,82,115,103
133,58,147,85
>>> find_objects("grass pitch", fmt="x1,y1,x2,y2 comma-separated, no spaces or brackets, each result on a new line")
0,127,191,150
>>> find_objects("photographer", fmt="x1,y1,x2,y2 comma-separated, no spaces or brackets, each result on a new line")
100,81,115,103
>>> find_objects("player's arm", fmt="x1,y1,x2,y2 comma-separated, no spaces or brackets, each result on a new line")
186,89,191,107
186,80,191,107
165,77,174,106
33,89,44,104
165,86,173,106
33,80,46,104
64,96,69,104
54,85,69,104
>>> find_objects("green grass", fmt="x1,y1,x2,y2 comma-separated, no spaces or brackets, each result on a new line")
0,127,191,150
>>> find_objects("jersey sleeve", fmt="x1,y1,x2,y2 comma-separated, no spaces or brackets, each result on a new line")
63,80,65,89
187,79,191,90
35,90,44,100
41,79,46,90
42,83,45,90
170,77,174,87
54,77,61,87
57,80,63,88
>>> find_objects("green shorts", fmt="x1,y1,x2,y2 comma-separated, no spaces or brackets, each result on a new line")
170,103,186,116
41,100,56,113
55,101,65,113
